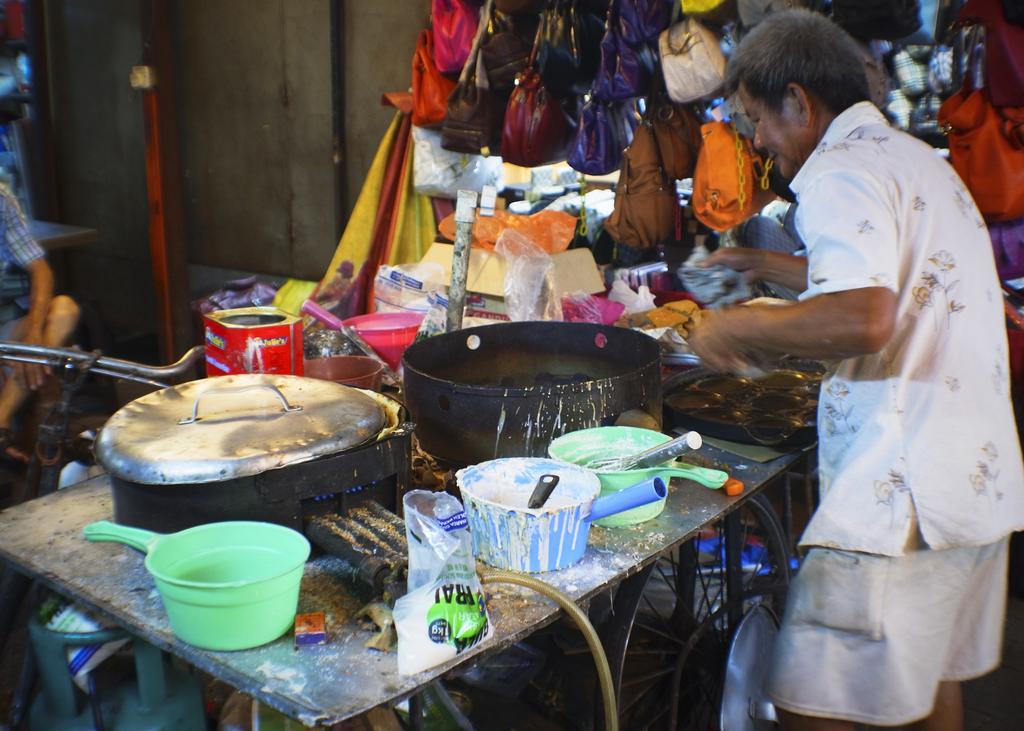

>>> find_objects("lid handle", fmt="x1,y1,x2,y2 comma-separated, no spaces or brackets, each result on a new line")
178,383,303,425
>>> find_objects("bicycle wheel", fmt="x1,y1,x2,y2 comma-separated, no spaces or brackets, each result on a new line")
616,492,791,730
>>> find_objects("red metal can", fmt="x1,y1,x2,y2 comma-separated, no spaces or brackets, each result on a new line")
203,307,303,377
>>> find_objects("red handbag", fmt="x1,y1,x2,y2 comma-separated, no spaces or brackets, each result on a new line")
500,31,574,167
412,29,458,128
433,0,483,75
960,0,1024,106
939,87,1024,222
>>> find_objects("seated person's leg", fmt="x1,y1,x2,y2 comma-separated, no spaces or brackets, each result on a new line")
0,294,80,461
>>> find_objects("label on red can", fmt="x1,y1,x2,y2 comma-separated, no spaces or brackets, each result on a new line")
203,307,303,377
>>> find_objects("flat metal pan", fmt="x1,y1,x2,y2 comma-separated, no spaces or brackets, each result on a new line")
662,366,821,448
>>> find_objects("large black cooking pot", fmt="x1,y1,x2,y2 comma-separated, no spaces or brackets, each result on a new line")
402,322,662,465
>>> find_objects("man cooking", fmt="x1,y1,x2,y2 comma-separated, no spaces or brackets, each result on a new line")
687,10,1024,730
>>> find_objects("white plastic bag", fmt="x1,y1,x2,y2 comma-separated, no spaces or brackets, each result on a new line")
373,262,447,313
412,126,504,199
395,490,492,675
608,279,657,315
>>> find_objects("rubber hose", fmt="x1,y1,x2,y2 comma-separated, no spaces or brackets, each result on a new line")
480,571,618,731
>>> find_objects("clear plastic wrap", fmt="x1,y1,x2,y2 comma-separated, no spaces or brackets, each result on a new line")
495,229,564,322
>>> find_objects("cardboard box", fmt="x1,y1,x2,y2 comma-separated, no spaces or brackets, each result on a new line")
420,242,606,319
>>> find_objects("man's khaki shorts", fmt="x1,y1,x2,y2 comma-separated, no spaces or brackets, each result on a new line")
765,536,1009,726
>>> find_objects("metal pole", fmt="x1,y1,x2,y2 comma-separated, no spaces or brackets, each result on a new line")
446,190,477,333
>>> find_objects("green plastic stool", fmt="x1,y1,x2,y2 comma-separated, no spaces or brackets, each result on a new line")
27,614,206,731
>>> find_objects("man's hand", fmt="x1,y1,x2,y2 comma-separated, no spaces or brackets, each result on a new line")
700,247,809,294
687,308,761,374
698,247,767,285
12,326,49,390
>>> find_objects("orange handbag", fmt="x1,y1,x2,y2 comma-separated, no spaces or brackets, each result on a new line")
412,29,457,128
938,87,1024,222
691,121,771,232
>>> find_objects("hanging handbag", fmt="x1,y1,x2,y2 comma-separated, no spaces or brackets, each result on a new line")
988,217,1024,280
500,30,575,166
604,106,681,249
481,12,540,93
691,121,772,231
1005,0,1024,25
593,9,656,102
960,0,1024,107
567,99,637,175
443,0,505,155
659,17,726,104
537,0,606,97
433,0,483,75
495,0,545,13
738,0,809,30
413,29,458,128
938,87,1024,222
831,0,922,41
618,0,672,46
649,95,703,180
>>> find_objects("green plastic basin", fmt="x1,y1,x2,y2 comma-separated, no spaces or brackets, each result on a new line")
549,426,727,527
84,520,310,651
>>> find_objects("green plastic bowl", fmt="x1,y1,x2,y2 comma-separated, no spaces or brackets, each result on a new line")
548,426,674,527
549,426,728,526
83,520,310,651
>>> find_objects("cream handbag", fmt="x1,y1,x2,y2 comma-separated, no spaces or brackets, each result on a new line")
659,18,727,104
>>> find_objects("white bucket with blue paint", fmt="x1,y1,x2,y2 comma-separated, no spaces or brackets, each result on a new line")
456,458,666,573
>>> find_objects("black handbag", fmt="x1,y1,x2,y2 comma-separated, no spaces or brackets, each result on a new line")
537,0,606,97
832,0,923,40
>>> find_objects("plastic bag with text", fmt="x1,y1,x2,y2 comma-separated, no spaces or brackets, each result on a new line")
495,229,564,322
395,490,492,675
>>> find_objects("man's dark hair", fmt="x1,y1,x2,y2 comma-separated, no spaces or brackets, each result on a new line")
725,9,871,115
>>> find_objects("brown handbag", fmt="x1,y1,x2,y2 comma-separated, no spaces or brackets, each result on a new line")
412,29,458,128
481,13,539,92
649,96,703,181
939,87,1024,222
604,112,680,250
442,0,505,155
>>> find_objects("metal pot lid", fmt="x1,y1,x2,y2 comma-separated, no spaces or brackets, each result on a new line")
95,374,386,485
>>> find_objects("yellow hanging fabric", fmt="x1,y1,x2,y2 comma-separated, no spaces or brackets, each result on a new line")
384,142,437,267
272,279,318,316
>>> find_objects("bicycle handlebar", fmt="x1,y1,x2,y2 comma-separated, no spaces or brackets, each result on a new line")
0,343,205,388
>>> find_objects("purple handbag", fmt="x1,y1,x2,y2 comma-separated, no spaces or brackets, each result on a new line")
990,218,1024,281
592,21,655,101
619,0,672,46
567,99,637,175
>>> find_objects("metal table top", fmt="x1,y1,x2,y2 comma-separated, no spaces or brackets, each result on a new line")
0,445,806,727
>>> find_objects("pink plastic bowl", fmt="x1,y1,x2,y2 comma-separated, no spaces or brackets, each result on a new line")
342,312,425,371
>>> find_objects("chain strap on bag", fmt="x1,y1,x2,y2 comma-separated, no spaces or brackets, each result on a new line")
691,120,772,231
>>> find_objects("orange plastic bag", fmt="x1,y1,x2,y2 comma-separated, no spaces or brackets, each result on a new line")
437,209,578,253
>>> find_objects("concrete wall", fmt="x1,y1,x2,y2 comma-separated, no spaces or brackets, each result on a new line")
342,0,430,222
47,0,428,341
